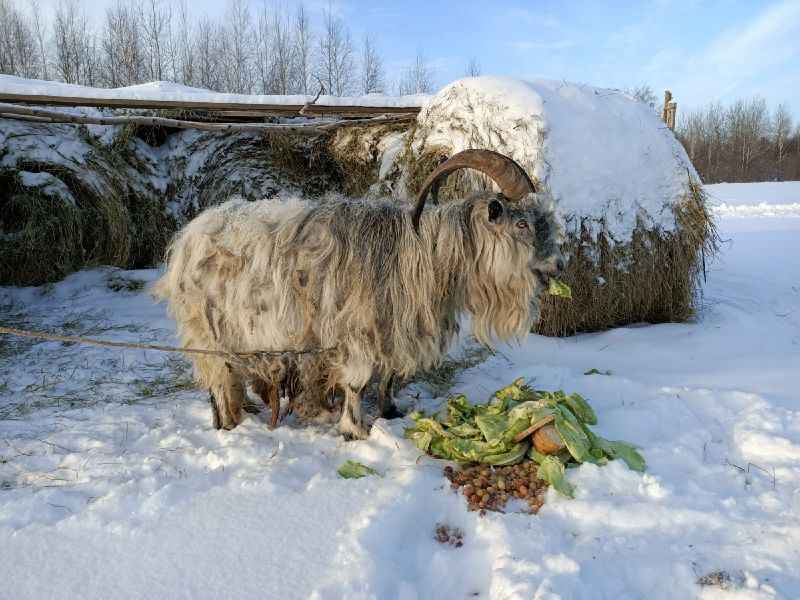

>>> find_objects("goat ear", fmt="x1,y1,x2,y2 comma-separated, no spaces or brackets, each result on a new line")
488,199,503,222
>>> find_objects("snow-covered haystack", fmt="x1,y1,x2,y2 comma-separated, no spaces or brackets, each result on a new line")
1,76,715,335
329,123,409,198
0,118,333,286
0,119,167,285
159,129,326,220
384,77,716,334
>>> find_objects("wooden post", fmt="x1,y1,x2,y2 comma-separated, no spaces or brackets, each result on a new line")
662,90,677,131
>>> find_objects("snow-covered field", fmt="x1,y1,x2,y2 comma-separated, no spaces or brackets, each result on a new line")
706,182,800,222
1,182,799,599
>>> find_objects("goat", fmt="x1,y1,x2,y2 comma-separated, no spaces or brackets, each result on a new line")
154,150,564,439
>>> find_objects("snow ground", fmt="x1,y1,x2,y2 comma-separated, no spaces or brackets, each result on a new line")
1,182,799,599
706,182,800,222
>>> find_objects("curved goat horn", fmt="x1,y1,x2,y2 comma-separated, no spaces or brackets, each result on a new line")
411,149,537,230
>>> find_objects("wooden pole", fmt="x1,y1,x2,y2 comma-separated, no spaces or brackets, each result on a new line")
0,91,420,118
662,90,677,131
0,102,415,133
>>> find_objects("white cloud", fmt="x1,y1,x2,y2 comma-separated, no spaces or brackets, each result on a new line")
669,0,800,104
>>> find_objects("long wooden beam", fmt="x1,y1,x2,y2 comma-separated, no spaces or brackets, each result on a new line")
0,102,416,133
0,91,421,119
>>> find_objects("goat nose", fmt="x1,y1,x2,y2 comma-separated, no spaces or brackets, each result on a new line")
555,258,565,276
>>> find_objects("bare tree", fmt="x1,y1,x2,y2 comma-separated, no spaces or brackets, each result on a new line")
222,0,254,94
102,1,144,87
728,97,770,177
360,32,384,94
315,2,356,96
397,50,436,95
139,0,173,82
772,102,793,177
267,4,292,94
679,106,704,167
463,57,481,77
704,101,727,180
291,4,311,94
0,0,39,77
194,16,223,91
31,0,50,79
173,0,194,86
680,101,728,182
254,2,273,94
53,0,99,85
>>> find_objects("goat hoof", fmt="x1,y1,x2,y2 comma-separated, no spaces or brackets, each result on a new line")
342,425,371,441
381,405,404,420
242,401,262,415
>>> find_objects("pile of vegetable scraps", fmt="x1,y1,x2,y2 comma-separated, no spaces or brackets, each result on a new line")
404,378,645,503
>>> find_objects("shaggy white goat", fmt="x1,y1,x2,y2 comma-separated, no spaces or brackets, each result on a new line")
155,150,564,439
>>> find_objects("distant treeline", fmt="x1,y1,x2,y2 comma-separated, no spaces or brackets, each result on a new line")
675,98,799,184
0,0,445,96
609,87,798,184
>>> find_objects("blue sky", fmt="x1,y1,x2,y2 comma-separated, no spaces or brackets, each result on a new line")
40,0,800,117
341,0,800,116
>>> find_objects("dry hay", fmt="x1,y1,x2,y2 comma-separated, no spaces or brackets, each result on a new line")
165,129,339,222
0,160,133,287
329,122,411,198
0,169,84,286
536,180,717,335
0,118,175,287
0,119,336,286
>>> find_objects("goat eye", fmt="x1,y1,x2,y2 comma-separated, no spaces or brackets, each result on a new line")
516,220,528,229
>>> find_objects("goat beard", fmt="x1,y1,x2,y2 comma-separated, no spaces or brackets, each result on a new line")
463,234,539,346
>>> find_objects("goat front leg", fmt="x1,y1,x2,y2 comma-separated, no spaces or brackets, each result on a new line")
339,384,370,441
378,372,403,419
208,363,245,430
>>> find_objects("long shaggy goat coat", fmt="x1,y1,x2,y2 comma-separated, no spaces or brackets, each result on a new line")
154,193,563,437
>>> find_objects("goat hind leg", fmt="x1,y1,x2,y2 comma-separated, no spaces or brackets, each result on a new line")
267,387,280,430
378,372,403,420
209,391,222,429
252,378,280,429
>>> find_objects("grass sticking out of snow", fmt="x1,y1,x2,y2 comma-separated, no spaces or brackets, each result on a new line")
105,272,146,293
408,341,494,397
0,275,194,420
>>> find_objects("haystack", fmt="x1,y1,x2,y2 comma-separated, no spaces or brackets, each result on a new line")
0,117,336,286
2,76,715,337
360,77,716,335
0,120,153,285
